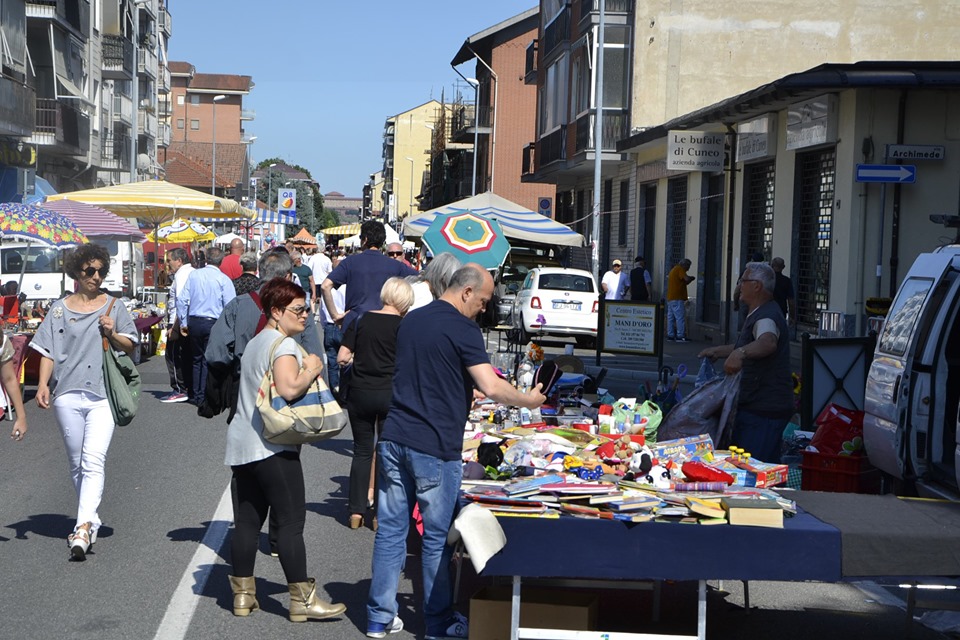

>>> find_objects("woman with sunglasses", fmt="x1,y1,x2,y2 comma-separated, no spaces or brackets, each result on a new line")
225,277,346,622
29,243,138,560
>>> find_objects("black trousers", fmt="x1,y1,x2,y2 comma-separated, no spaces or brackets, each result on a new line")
346,388,392,514
230,450,307,583
164,328,193,397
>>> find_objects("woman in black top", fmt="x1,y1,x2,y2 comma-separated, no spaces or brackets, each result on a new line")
337,277,414,529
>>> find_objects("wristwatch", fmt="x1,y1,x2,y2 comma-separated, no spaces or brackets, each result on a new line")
737,347,748,359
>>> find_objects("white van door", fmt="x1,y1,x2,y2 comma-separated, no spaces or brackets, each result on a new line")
864,251,959,482
0,245,69,300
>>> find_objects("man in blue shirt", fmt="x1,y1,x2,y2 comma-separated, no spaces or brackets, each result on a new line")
320,221,417,334
366,264,546,640
178,246,236,406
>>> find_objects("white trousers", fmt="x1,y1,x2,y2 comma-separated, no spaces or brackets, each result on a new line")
53,391,115,533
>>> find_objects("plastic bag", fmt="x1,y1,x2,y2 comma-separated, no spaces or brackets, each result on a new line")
809,404,864,455
629,400,663,441
657,372,742,446
695,357,717,389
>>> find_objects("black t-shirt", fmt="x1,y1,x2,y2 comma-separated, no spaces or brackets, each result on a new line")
773,273,795,317
292,264,313,295
340,312,403,391
629,267,650,301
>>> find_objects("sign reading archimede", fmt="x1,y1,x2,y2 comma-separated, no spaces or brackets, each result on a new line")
667,131,725,172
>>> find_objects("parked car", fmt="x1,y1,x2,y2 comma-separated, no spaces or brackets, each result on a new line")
511,267,598,347
487,247,562,328
0,243,69,300
863,244,960,499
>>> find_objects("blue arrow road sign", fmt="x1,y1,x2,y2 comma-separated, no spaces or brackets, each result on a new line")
856,164,916,183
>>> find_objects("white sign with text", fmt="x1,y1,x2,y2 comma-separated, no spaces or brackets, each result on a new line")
667,130,725,172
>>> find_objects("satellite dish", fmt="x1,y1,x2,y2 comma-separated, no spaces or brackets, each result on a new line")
137,153,151,171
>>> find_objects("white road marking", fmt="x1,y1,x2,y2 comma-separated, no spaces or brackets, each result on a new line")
152,482,233,640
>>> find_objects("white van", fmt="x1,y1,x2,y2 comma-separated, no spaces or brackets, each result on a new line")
0,244,69,300
100,239,144,298
863,245,960,499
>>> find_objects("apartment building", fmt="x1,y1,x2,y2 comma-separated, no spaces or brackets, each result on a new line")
382,100,439,224
160,61,254,199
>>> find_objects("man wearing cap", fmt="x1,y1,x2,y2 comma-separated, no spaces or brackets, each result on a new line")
666,258,695,342
601,259,627,301
629,256,653,302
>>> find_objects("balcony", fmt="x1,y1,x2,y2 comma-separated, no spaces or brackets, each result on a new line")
138,110,158,138
541,6,570,61
574,110,628,155
100,131,130,170
26,0,90,40
102,35,134,80
524,40,537,85
580,0,632,22
157,122,171,148
31,98,90,156
159,8,172,36
157,99,171,117
138,47,158,79
451,104,492,143
521,143,536,177
113,93,133,125
158,62,171,94
240,108,256,121
540,125,567,167
0,74,36,137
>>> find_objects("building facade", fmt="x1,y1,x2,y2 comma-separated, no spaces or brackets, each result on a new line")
381,100,439,225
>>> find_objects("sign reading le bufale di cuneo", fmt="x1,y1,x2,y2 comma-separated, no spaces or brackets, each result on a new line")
667,131,725,172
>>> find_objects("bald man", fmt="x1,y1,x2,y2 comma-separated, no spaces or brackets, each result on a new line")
219,238,245,280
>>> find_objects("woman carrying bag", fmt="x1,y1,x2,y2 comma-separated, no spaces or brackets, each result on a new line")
30,243,138,560
337,277,414,530
225,277,346,622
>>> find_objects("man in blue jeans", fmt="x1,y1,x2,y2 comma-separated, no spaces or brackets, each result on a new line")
366,265,545,640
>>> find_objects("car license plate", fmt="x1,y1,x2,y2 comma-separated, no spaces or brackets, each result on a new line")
553,301,581,311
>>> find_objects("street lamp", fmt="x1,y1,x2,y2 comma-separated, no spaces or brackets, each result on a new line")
466,78,480,196
405,157,415,218
211,94,226,195
130,0,149,183
268,162,277,210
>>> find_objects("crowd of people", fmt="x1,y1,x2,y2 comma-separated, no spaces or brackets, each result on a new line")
3,223,798,637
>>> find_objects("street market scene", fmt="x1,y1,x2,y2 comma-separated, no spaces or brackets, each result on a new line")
2,1,960,639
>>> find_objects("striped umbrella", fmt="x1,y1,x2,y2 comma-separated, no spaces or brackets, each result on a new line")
41,199,145,241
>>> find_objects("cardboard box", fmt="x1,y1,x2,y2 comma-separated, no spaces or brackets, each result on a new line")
469,586,598,640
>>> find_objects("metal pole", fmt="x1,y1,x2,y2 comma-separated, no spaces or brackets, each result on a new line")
590,1,606,283
472,81,479,196
130,1,139,183
211,99,217,194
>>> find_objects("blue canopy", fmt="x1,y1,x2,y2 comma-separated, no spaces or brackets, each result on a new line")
402,192,584,248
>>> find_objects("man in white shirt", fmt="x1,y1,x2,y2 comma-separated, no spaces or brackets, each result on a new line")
161,248,194,403
308,248,333,312
601,259,626,300
320,284,346,390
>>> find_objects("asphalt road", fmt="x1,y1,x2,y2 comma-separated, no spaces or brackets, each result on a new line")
0,350,953,640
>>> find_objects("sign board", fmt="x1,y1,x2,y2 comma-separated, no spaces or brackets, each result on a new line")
667,130,725,172
885,144,944,161
0,140,37,168
737,114,777,163
785,94,838,151
598,301,659,356
855,164,916,184
277,188,297,216
537,196,553,218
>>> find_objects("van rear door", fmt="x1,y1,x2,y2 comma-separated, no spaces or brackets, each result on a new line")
864,251,959,481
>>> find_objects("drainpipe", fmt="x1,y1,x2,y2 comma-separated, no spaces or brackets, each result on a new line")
722,125,738,345
888,90,907,297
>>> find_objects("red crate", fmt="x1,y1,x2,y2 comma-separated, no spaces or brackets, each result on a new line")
800,451,881,494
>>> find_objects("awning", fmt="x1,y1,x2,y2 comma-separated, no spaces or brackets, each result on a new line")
321,223,361,236
195,207,297,225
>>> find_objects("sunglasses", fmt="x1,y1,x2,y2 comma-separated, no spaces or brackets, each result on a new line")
387,251,403,257
82,266,109,278
284,305,309,317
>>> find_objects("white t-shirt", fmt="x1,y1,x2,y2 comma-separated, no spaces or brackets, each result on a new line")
168,263,195,324
309,252,333,283
601,270,623,300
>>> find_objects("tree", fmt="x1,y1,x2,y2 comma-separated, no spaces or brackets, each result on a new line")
253,158,335,236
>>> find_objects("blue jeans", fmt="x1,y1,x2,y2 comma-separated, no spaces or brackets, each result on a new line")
666,299,686,339
731,409,789,464
322,322,342,389
367,441,462,631
187,316,216,405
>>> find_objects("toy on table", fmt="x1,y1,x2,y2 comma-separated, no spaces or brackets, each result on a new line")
681,460,735,485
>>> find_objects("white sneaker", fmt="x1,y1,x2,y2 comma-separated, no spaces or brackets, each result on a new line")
367,615,404,638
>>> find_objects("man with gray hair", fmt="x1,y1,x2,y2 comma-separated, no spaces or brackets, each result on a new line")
698,261,793,464
408,252,462,311
367,264,545,640
161,247,193,403
232,251,260,296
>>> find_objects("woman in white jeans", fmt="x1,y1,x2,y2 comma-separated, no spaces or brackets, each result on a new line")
30,243,137,560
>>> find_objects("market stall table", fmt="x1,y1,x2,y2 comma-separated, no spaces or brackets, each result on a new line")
133,315,163,358
477,491,960,640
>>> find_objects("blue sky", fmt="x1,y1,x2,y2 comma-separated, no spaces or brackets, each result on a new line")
168,1,534,196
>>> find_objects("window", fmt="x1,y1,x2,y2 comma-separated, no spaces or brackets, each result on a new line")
177,95,184,105
538,273,595,293
189,95,200,106
878,278,933,356
176,118,184,129
701,175,725,324
743,161,775,262
190,119,199,130
795,148,836,327
666,176,688,268
542,57,568,132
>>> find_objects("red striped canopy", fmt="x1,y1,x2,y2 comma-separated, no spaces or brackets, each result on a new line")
42,199,146,242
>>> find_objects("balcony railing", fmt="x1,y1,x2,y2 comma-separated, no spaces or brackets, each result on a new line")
157,122,171,148
158,63,171,94
521,143,536,177
33,97,90,155
100,131,131,169
0,74,36,137
574,110,628,154
539,125,567,167
138,110,158,137
580,0,632,18
240,108,256,121
102,35,134,80
524,40,537,84
451,104,492,142
541,6,570,60
113,93,133,125
26,0,90,40
159,8,172,36
157,99,172,117
138,48,158,79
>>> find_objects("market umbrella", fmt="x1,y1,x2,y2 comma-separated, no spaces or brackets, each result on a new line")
288,227,317,246
213,232,242,246
421,211,511,269
145,219,216,244
0,202,88,294
41,200,145,242
46,180,255,283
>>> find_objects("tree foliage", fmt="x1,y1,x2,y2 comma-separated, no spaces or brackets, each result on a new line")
252,158,339,236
